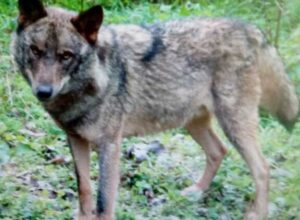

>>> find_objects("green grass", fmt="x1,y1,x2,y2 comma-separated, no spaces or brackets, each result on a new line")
0,0,300,219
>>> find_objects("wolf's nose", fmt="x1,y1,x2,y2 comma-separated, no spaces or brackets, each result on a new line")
36,85,53,101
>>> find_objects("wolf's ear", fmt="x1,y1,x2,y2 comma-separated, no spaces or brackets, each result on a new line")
18,0,47,29
71,5,104,45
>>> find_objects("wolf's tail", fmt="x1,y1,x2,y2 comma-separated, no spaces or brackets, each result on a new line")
258,45,299,130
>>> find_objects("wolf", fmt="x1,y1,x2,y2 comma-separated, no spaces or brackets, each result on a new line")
12,0,299,219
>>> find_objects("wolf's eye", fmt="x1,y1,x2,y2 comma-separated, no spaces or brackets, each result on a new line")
59,51,74,61
30,45,42,57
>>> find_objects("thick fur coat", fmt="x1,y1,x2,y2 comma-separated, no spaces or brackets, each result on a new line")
12,0,299,219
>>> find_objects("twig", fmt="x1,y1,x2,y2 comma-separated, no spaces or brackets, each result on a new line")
6,59,13,107
274,0,283,48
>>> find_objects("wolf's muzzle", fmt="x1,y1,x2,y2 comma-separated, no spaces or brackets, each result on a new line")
36,84,53,101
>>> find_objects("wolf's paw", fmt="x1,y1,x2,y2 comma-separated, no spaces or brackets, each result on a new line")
244,205,268,220
180,184,204,200
78,214,95,220
244,211,262,220
92,214,114,220
75,209,95,220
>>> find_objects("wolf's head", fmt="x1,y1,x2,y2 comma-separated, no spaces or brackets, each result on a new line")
12,0,106,102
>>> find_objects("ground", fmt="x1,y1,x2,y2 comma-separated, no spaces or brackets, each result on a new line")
0,1,300,219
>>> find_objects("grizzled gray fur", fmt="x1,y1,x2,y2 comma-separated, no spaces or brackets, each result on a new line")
12,0,299,220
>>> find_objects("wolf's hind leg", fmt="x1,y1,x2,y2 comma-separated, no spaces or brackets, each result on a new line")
181,114,227,196
213,69,269,219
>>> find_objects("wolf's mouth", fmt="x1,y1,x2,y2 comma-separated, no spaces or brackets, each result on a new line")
33,75,71,102
36,84,53,101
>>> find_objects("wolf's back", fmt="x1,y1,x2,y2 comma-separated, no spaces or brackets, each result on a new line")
258,44,299,130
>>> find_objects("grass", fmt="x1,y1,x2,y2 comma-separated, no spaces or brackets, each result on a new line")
0,0,300,219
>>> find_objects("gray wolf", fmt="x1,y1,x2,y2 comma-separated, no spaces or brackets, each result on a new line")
12,0,299,219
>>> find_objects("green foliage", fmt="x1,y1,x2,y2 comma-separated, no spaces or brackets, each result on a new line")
0,0,300,219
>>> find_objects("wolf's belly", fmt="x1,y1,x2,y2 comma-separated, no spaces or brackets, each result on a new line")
122,104,209,137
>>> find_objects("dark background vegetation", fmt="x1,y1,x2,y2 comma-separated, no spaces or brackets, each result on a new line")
0,0,300,219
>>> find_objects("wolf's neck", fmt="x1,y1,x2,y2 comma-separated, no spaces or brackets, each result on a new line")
96,26,128,99
44,79,103,134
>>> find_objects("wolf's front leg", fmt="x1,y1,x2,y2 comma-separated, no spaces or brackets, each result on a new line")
94,132,122,220
68,135,93,220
